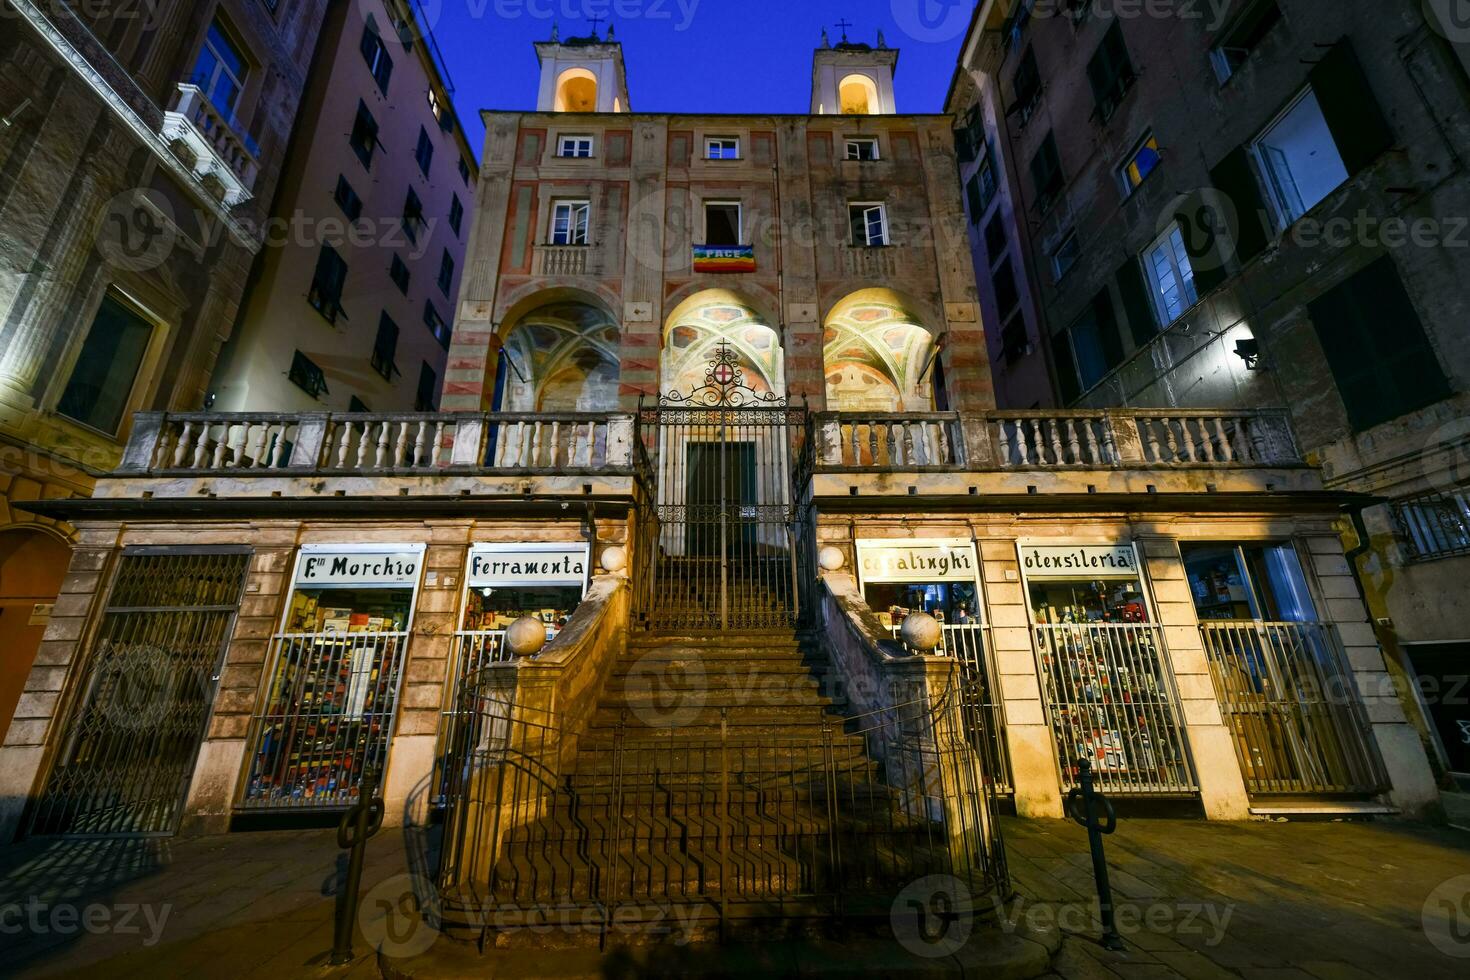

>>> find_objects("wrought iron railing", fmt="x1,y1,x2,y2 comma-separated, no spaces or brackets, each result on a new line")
1032,623,1198,795
120,412,634,475
1392,486,1470,563
889,623,1013,794
437,683,1006,936
1199,621,1389,797
239,631,410,810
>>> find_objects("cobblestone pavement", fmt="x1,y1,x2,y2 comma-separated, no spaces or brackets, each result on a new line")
0,817,1467,977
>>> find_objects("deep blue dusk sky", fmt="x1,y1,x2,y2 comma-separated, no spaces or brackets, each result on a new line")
420,0,978,156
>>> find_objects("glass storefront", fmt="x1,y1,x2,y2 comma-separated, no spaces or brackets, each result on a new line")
855,539,983,631
1020,542,1196,795
241,545,424,810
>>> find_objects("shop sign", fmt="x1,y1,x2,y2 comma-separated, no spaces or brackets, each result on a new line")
1020,544,1139,580
856,539,979,584
468,543,589,589
294,545,425,587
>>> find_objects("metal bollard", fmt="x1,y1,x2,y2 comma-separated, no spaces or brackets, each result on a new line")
1065,758,1124,951
330,769,386,966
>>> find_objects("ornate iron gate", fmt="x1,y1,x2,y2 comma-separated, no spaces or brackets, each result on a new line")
28,548,251,836
636,342,808,631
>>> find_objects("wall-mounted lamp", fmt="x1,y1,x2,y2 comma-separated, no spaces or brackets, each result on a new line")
1233,338,1262,371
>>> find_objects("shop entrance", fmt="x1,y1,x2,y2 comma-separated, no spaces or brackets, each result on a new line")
635,341,809,631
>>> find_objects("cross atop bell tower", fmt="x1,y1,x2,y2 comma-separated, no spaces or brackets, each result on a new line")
534,24,631,113
811,26,899,115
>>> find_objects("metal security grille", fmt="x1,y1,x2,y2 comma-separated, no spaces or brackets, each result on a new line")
1033,623,1198,795
636,342,808,631
29,549,251,837
1392,486,1470,562
1200,621,1388,797
240,630,410,809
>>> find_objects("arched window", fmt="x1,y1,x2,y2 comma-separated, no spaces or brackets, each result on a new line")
839,74,880,115
554,68,598,112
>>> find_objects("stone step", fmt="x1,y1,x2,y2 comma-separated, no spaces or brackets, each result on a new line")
596,688,832,710
588,706,836,732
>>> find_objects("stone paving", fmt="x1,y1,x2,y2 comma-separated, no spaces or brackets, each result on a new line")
0,817,1467,977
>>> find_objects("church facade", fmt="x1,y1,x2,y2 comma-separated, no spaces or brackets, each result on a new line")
0,30,1439,882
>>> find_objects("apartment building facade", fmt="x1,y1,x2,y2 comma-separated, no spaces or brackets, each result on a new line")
951,0,1470,794
0,0,327,736
211,0,480,416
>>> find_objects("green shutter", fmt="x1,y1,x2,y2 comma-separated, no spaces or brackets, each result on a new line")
1115,259,1157,347
1209,146,1271,265
1310,38,1394,176
1306,256,1450,432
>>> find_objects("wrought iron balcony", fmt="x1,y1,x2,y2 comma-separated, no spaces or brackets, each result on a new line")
160,84,260,208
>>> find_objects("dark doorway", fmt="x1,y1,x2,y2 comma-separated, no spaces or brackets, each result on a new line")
684,441,756,556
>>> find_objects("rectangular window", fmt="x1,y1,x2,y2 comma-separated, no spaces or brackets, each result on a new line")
402,187,425,243
333,174,362,221
348,395,371,413
1180,542,1316,622
1029,132,1064,213
1052,231,1080,281
993,256,1020,319
359,20,393,94
415,362,438,412
706,137,740,160
350,101,379,169
389,254,410,294
845,137,880,161
459,157,471,185
1211,0,1283,83
428,87,444,122
1056,288,1126,399
848,203,889,246
551,200,590,245
1142,223,1197,325
424,300,450,350
308,245,348,323
1251,88,1349,226
437,250,454,295
449,194,464,236
558,135,594,158
1394,488,1470,563
190,19,249,115
1120,132,1161,193
1001,315,1031,366
704,201,742,246
1306,255,1451,432
56,292,153,435
414,126,434,176
984,212,1007,263
1087,21,1137,122
371,312,399,381
287,350,329,399
1011,46,1042,123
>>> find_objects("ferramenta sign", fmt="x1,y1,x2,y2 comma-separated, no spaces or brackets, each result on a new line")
856,539,980,584
1019,543,1139,579
467,543,590,588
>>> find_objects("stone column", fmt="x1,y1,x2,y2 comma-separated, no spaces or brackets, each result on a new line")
1136,535,1250,820
977,536,1063,818
1303,532,1439,816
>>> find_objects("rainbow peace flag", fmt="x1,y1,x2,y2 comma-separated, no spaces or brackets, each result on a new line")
693,245,756,273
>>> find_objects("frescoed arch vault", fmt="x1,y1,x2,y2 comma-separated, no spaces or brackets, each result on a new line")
660,289,785,399
499,300,621,412
823,289,938,412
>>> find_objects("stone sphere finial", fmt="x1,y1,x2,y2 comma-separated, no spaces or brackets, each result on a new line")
817,546,845,571
506,617,548,657
600,545,627,573
900,612,942,653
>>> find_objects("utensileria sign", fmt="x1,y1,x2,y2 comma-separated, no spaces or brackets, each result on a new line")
856,539,980,584
1019,544,1139,579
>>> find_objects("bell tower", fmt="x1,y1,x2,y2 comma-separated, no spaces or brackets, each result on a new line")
811,26,899,115
534,24,631,113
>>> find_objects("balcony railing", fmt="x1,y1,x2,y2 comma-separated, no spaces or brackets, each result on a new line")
160,84,260,207
535,245,597,276
816,409,1301,471
841,245,899,278
120,412,634,475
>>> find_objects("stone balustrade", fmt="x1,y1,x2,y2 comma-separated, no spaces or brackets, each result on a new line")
161,84,260,207
534,245,596,276
120,412,635,475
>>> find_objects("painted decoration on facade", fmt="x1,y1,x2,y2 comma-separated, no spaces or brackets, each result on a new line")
857,539,980,584
500,302,621,412
1019,544,1140,580
467,543,590,588
661,291,785,398
293,545,426,587
823,289,937,413
692,245,756,273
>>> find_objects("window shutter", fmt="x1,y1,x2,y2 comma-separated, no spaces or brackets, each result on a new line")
1115,259,1157,347
1091,288,1125,369
1052,330,1082,404
1310,38,1393,176
1209,146,1270,265
1306,255,1450,432
849,207,867,245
